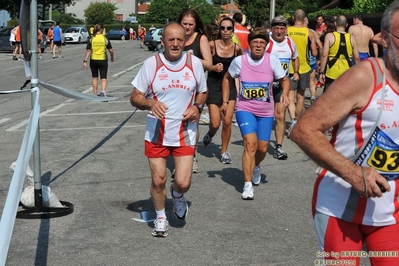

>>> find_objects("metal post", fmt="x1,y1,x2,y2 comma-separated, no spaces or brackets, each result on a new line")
49,4,52,20
270,0,275,20
30,0,42,212
230,0,234,16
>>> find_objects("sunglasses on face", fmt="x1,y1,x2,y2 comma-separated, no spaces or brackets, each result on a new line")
220,26,233,31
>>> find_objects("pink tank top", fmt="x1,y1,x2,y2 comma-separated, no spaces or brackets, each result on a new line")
236,52,275,117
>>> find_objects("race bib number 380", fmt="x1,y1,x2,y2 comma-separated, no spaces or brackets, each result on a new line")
355,127,399,180
241,81,270,102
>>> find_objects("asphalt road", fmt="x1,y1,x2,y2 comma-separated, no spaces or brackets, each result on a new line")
0,40,371,266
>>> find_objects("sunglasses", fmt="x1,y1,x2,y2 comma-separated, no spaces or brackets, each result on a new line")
220,26,233,31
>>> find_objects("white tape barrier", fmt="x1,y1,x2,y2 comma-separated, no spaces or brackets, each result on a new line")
39,81,118,102
0,87,40,266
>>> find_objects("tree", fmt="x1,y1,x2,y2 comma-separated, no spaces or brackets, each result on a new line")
84,2,117,25
52,11,84,24
142,0,221,25
0,0,73,19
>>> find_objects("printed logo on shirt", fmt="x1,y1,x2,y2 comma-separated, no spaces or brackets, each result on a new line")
183,72,192,81
159,74,168,80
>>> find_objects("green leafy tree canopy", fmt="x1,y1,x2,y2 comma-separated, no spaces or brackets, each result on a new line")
142,0,221,25
84,2,117,25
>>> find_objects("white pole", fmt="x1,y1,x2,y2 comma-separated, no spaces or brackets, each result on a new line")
230,0,233,16
49,4,52,20
270,0,275,20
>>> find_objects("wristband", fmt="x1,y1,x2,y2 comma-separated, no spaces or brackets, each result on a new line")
83,60,87,63
193,102,203,113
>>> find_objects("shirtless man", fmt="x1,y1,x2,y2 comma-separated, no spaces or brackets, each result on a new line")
348,14,378,60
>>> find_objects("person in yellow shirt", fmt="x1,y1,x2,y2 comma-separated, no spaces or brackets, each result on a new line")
286,9,317,135
83,24,114,97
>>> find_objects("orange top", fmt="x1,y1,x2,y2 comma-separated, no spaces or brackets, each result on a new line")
14,26,21,42
47,28,54,40
234,24,250,52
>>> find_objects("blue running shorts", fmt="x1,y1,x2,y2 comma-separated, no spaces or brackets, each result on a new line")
235,111,274,141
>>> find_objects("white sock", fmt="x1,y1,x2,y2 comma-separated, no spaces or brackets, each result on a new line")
244,182,252,187
155,208,166,220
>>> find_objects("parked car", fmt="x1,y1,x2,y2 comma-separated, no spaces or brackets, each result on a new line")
144,27,163,51
64,26,89,43
0,26,47,53
106,29,128,40
0,27,14,52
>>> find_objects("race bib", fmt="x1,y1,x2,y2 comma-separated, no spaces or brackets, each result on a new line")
279,57,291,76
355,127,399,180
241,81,270,102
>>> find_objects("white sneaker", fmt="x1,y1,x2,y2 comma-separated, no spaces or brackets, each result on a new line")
199,113,210,125
171,185,188,220
287,119,297,139
220,152,232,164
241,185,254,200
251,166,261,186
152,218,169,237
192,156,198,173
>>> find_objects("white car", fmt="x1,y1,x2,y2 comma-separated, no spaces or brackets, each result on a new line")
64,26,89,43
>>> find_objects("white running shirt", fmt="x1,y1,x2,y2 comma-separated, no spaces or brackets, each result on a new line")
132,53,207,146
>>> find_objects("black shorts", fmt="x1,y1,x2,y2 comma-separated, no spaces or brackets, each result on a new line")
90,60,108,79
206,83,237,105
54,41,62,47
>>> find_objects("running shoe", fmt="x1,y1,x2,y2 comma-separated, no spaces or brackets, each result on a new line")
151,218,169,237
100,91,107,97
199,113,210,125
171,169,175,179
287,119,297,139
220,152,232,164
273,146,288,160
170,185,188,220
251,166,261,186
192,156,198,173
202,131,213,147
310,96,316,105
241,184,254,200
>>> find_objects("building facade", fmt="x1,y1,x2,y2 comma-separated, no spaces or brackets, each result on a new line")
0,10,11,27
65,0,146,22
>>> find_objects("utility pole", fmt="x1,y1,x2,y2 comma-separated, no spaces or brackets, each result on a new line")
270,0,275,20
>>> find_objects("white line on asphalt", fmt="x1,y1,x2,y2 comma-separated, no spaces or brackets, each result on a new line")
6,103,66,131
113,62,143,77
44,110,144,116
10,124,146,132
0,118,11,124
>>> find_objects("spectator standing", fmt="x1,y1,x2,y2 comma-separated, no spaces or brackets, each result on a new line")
290,2,399,264
129,27,135,41
130,23,207,237
83,23,114,97
221,27,290,199
315,14,326,36
266,15,299,160
177,9,212,173
202,17,242,164
47,24,54,52
52,21,64,59
232,12,250,53
348,14,379,59
11,24,22,60
139,26,146,48
287,9,317,135
121,26,126,41
9,26,17,60
37,28,43,59
319,15,360,90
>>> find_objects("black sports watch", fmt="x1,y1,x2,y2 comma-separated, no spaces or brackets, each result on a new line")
193,102,203,113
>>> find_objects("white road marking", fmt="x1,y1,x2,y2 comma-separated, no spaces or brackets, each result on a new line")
0,118,11,124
